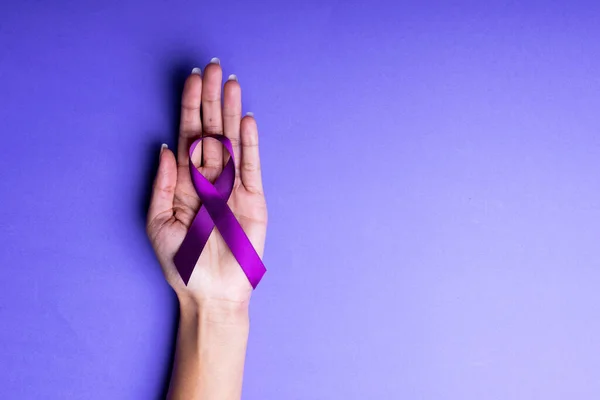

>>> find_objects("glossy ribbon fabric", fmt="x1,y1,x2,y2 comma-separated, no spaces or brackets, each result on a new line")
173,134,266,288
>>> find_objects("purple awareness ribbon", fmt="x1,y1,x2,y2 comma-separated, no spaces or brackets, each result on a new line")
173,134,266,289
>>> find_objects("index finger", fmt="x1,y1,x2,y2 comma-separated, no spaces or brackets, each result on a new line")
177,69,203,166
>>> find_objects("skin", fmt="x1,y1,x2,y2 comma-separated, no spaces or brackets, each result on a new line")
146,59,267,400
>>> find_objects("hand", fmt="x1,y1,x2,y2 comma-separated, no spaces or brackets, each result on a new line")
146,60,267,307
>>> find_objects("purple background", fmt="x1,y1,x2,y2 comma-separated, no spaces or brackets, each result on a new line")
1,1,600,399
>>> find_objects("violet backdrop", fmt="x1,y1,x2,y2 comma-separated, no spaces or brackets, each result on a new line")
1,1,600,399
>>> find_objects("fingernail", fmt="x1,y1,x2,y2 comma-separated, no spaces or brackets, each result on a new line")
160,143,168,159
191,67,201,75
245,112,254,117
228,74,238,81
210,57,220,65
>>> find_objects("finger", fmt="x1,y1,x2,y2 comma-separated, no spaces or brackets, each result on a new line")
178,69,203,167
201,59,223,169
240,114,263,194
223,74,242,174
147,145,177,232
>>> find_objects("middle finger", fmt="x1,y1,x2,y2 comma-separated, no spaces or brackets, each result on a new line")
201,58,224,170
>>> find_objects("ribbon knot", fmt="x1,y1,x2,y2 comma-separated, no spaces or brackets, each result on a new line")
173,134,266,289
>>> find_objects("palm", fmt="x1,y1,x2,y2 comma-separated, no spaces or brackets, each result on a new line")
147,62,266,303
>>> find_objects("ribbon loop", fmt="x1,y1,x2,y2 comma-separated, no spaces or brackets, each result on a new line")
173,135,266,288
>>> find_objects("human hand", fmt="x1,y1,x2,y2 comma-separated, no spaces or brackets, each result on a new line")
146,60,267,308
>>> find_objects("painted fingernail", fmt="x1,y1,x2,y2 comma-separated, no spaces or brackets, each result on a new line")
191,67,201,75
160,143,168,159
228,74,238,81
210,57,220,65
245,112,254,117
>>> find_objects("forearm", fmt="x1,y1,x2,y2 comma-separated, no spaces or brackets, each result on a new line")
167,296,250,400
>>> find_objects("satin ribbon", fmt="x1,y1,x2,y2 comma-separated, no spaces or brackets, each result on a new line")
173,134,266,289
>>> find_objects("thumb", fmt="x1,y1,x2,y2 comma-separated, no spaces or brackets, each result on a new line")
147,144,177,232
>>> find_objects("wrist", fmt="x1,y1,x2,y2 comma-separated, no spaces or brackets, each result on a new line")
169,289,250,400
178,293,250,326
